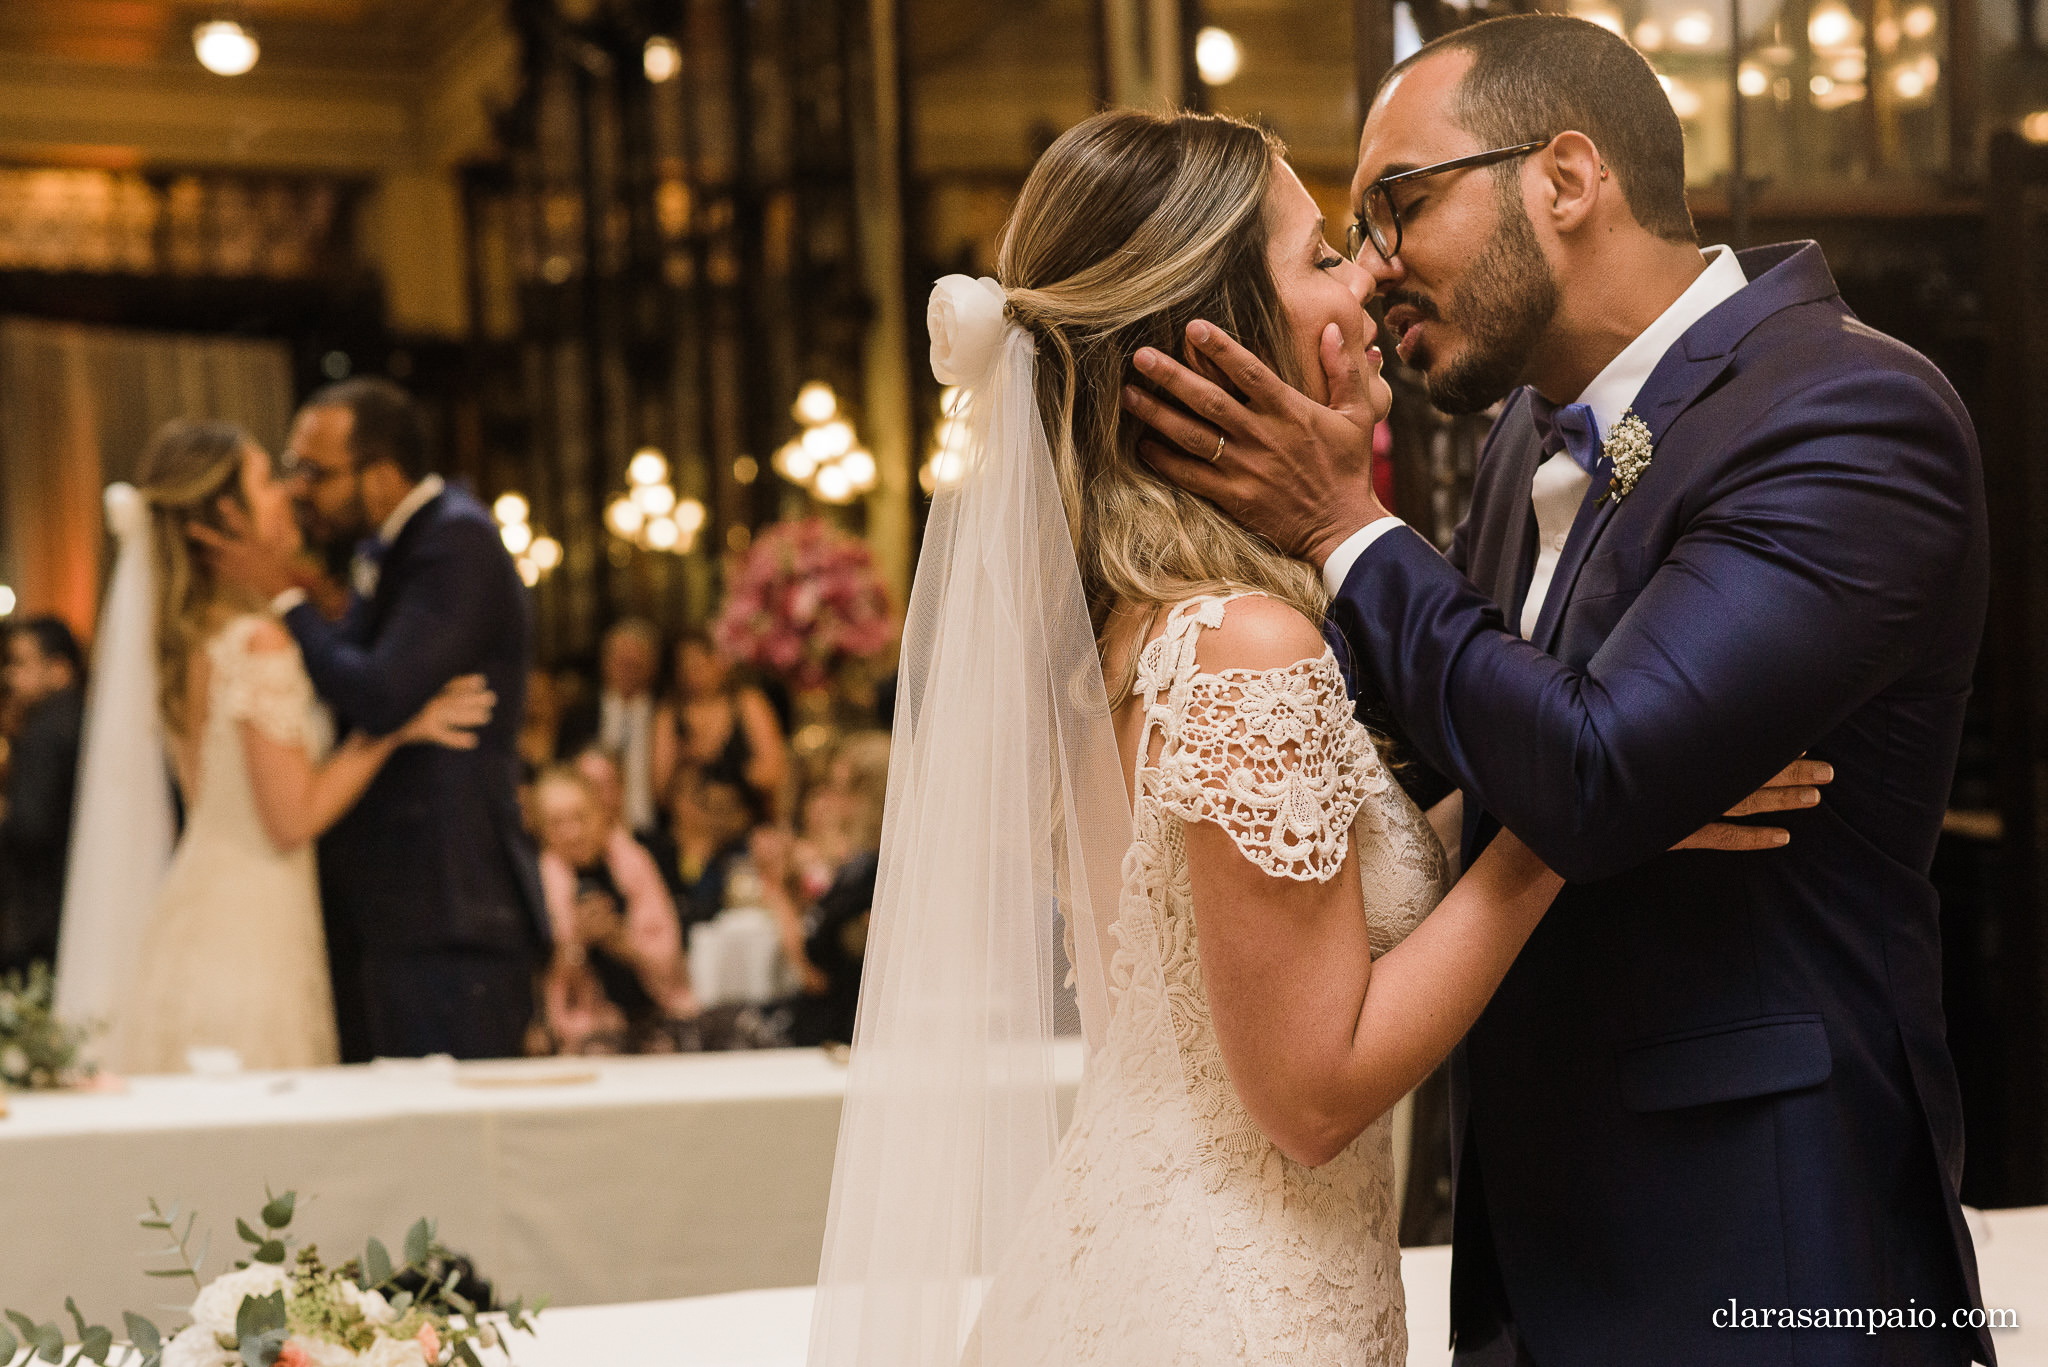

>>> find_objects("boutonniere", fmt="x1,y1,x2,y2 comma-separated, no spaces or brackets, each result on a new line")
1597,409,1654,506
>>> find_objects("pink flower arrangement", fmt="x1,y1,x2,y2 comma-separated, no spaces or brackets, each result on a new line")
716,519,895,691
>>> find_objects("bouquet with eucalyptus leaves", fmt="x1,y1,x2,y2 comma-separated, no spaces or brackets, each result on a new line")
0,962,96,1092
0,1192,542,1367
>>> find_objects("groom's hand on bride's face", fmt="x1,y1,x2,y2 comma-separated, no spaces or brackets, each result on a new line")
188,499,296,601
1123,320,1391,569
1670,757,1835,853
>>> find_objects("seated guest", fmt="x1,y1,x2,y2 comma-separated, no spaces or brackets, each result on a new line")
662,765,761,929
557,619,662,833
0,617,85,975
532,766,696,1054
754,731,888,1046
652,629,788,823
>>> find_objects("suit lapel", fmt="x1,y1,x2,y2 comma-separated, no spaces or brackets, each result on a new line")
1526,241,1843,654
1489,399,1546,621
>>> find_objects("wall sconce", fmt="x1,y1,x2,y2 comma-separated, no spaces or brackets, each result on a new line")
606,448,706,554
193,20,259,76
773,382,877,505
494,493,562,587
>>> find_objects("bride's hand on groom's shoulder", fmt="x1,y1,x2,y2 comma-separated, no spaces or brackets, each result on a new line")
1670,757,1835,853
1121,319,1392,569
395,673,495,750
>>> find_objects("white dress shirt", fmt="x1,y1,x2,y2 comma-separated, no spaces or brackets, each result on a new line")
1321,246,1749,626
601,690,657,831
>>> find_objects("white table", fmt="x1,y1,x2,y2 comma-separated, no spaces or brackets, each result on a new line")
0,1046,1085,1318
508,1206,2048,1367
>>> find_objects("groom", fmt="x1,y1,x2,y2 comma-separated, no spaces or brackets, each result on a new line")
1126,15,1991,1367
207,378,549,1062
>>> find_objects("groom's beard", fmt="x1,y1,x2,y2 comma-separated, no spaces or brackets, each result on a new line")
1404,192,1560,416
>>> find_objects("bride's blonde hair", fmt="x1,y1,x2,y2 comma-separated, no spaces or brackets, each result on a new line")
135,419,258,735
998,109,1328,704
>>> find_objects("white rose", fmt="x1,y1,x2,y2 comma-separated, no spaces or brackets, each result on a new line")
285,1335,357,1367
334,1282,396,1326
360,1335,428,1367
161,1324,236,1367
189,1263,292,1336
926,274,1008,387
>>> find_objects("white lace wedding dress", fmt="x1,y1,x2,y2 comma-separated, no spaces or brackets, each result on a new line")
973,593,1452,1366
108,614,340,1074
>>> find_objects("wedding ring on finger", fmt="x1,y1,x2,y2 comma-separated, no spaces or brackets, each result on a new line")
1209,433,1227,465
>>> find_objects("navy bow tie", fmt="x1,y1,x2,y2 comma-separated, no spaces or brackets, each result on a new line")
1527,396,1605,477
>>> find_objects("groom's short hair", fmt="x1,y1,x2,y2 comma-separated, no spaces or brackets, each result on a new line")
1386,14,1697,245
305,376,432,481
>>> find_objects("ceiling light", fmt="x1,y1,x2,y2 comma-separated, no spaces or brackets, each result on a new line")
1738,64,1770,96
1808,6,1859,48
0,586,14,617
632,482,677,516
500,522,533,555
675,499,707,534
2023,110,2048,144
1195,27,1242,85
1902,5,1937,38
492,493,529,526
643,36,681,83
529,536,563,571
1633,18,1665,48
1672,11,1714,45
193,20,259,77
645,516,681,551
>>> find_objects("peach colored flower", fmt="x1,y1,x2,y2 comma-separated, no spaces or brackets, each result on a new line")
415,1324,440,1361
276,1344,312,1367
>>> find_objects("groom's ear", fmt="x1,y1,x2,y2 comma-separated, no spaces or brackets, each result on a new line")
1542,131,1606,238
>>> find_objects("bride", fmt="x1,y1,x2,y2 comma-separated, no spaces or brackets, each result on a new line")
89,420,489,1074
811,110,1797,1365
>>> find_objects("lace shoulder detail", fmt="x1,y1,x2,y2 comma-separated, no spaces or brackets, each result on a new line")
1140,595,1387,883
208,615,318,750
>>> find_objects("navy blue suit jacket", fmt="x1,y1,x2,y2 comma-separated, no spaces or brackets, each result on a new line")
1328,243,1992,1366
285,485,549,967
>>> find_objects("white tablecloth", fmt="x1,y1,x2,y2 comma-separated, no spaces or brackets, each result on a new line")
0,1045,1085,1316
507,1206,2048,1367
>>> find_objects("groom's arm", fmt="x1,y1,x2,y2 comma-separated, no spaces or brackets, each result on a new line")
1321,369,1977,881
285,521,501,737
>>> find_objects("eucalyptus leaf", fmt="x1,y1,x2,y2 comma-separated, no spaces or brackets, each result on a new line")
233,1219,262,1248
63,1300,85,1340
385,1292,411,1317
258,1193,293,1232
233,1292,285,1346
122,1316,161,1357
236,1326,286,1367
0,1320,17,1364
452,1341,484,1367
31,1323,63,1364
6,1313,37,1344
363,1239,393,1289
79,1326,112,1364
252,1242,285,1267
402,1219,431,1269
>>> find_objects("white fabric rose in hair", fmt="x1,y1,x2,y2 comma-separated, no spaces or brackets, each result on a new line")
927,274,1008,386
104,482,148,543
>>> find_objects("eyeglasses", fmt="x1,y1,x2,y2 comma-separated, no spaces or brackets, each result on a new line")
1346,138,1553,264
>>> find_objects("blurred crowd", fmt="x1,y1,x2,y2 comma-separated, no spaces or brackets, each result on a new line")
516,618,890,1056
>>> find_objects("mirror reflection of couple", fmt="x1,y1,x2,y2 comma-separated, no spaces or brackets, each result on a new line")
813,15,1993,1367
65,379,547,1075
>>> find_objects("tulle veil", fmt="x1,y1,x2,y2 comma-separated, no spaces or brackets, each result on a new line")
805,278,1136,1363
52,483,176,1035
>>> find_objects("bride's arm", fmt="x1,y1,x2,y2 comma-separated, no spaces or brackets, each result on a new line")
1180,600,1562,1169
238,620,492,853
